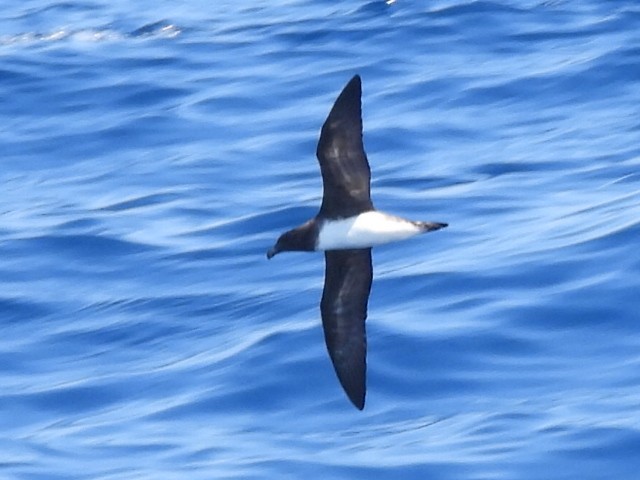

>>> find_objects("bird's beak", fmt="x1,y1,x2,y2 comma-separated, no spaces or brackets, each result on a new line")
266,246,279,259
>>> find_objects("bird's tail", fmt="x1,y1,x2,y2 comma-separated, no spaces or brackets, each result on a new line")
415,221,448,232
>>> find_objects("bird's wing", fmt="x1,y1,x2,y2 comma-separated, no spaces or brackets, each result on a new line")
316,75,374,219
320,248,372,410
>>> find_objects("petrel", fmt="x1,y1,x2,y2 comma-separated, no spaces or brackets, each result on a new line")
267,75,447,410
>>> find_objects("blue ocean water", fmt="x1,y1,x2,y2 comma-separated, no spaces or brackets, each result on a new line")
2,0,640,478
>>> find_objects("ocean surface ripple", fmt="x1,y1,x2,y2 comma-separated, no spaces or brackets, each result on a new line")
1,1,640,479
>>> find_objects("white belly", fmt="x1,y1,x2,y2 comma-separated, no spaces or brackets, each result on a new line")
316,211,422,250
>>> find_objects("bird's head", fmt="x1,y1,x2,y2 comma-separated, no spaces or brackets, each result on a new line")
267,222,316,259
266,233,287,259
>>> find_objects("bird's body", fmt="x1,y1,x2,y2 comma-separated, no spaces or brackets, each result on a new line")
267,75,447,409
316,211,438,251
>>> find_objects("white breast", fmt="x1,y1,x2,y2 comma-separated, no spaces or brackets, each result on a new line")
316,211,422,251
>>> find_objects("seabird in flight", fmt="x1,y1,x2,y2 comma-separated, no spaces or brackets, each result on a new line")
267,75,447,410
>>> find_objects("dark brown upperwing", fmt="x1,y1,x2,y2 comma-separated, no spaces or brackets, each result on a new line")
320,248,373,410
316,75,374,219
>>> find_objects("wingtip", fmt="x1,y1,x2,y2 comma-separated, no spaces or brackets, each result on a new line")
342,381,365,410
351,395,365,411
327,349,367,411
335,366,367,411
332,74,362,111
345,74,362,96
